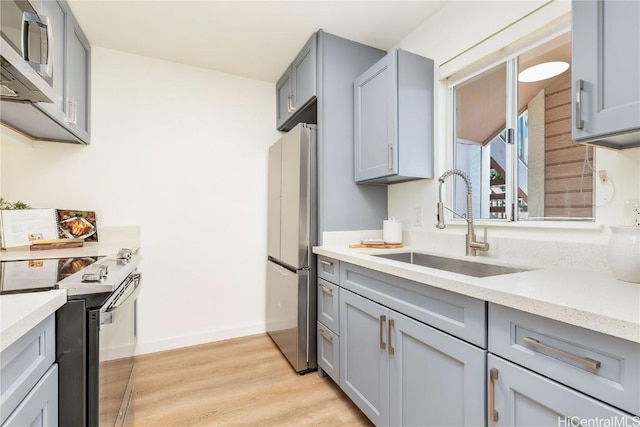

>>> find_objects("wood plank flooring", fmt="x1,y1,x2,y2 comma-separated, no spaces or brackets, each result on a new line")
125,333,372,426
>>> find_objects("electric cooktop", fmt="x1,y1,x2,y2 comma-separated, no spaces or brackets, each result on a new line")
0,256,101,295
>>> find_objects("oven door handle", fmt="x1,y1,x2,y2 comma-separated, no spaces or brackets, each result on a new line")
101,273,141,325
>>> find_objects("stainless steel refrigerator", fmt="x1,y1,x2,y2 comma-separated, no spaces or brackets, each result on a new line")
267,123,317,373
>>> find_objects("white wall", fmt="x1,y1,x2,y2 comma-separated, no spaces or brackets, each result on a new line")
1,47,281,354
389,0,640,249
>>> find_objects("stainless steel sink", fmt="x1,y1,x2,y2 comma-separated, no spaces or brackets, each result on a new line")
373,252,528,278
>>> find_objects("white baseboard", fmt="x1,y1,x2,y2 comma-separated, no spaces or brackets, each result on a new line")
135,322,267,356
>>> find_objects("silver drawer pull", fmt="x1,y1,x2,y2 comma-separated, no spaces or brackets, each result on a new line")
320,284,333,295
523,337,601,370
320,259,333,267
489,368,499,422
319,328,333,343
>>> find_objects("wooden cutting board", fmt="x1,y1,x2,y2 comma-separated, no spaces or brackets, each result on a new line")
349,243,403,249
30,238,84,251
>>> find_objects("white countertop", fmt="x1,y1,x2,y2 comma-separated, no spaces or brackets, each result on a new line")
314,245,640,344
0,226,141,352
0,231,140,261
0,290,66,352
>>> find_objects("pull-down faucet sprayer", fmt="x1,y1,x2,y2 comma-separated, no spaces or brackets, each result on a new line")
436,169,490,256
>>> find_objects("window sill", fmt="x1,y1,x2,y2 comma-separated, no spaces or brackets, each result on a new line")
445,219,604,231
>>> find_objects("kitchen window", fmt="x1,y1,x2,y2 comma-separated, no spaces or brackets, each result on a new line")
450,31,594,222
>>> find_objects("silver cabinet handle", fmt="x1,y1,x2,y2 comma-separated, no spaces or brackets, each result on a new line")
319,328,333,343
523,337,601,370
320,284,333,295
388,143,393,170
388,318,395,355
320,259,333,266
379,315,386,350
287,93,296,113
489,368,499,422
575,79,584,130
64,98,74,123
64,98,77,125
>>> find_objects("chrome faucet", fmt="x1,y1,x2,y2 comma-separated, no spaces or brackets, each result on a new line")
436,169,490,256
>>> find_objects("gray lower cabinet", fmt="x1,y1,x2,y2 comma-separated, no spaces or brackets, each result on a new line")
317,322,339,383
0,314,57,426
572,0,640,148
340,288,485,426
488,355,635,426
489,303,640,416
2,365,58,427
317,257,340,382
354,48,434,184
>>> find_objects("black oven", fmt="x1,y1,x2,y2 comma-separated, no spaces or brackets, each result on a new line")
56,254,141,427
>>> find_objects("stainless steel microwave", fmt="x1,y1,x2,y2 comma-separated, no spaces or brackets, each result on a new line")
0,0,54,102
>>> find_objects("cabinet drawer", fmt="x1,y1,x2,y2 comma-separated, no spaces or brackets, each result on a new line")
2,364,58,427
318,256,340,284
318,279,339,334
317,322,339,384
341,263,486,347
0,314,55,425
489,303,640,415
488,355,636,426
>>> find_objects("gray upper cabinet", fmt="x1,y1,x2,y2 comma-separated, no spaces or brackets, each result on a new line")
65,18,91,143
354,49,434,184
280,30,387,242
30,0,91,144
276,33,317,131
572,0,640,148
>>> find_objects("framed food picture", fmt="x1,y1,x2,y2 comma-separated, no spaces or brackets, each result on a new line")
56,209,99,241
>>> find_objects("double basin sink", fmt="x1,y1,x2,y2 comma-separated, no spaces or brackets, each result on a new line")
373,252,529,278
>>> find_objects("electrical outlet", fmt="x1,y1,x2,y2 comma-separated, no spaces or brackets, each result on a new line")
623,199,640,226
413,207,422,227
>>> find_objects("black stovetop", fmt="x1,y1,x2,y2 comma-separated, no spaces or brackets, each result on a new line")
0,256,100,295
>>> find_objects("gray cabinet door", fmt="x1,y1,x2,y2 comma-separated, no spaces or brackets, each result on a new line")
2,364,58,427
390,312,486,427
488,354,636,426
65,14,90,143
317,322,339,383
339,288,390,425
275,33,317,131
572,0,640,147
35,1,90,143
291,33,317,113
354,53,397,182
354,49,434,183
276,72,293,130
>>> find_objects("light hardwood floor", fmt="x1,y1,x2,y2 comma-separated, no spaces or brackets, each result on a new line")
125,333,372,427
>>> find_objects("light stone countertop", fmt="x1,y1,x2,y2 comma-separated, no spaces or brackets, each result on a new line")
313,245,640,344
0,226,140,261
0,290,66,352
0,226,141,352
